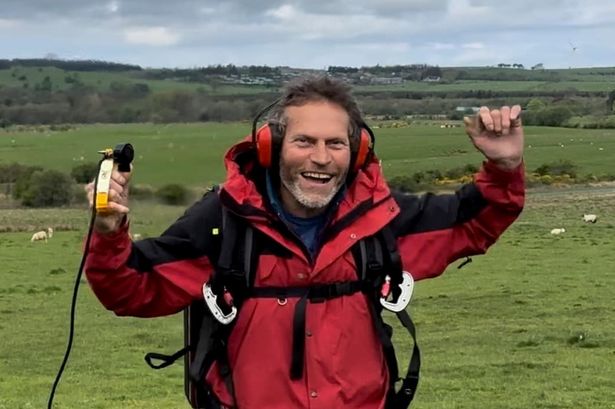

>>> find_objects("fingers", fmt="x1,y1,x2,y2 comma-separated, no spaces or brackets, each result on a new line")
478,107,493,132
510,105,522,127
85,182,94,208
83,167,131,212
84,163,133,234
105,201,130,214
474,105,522,135
500,106,511,135
490,109,502,135
109,179,127,199
113,164,132,185
464,112,487,140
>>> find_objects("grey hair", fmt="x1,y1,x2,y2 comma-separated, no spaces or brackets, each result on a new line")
267,74,365,147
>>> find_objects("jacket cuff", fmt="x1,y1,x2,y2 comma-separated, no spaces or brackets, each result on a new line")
88,221,131,259
482,159,525,184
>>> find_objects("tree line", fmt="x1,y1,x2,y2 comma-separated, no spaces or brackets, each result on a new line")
0,59,141,72
142,65,282,82
1,60,614,127
0,81,612,127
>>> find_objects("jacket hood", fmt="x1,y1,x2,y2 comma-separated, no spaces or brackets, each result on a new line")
220,135,394,222
220,134,400,270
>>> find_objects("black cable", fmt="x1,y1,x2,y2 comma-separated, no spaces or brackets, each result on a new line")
47,156,106,409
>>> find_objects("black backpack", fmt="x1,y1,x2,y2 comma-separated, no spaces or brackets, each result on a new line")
145,201,421,409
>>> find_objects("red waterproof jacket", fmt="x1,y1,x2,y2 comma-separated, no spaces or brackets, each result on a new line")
85,138,525,409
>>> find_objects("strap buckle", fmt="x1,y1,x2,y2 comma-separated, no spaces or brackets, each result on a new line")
380,271,414,312
203,282,237,325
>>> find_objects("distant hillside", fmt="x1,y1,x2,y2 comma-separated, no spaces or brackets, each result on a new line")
0,58,141,72
1,59,615,126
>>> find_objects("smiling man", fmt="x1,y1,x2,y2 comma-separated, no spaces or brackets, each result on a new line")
85,75,525,409
277,100,350,216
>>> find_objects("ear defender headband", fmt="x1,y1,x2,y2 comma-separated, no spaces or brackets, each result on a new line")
251,100,376,172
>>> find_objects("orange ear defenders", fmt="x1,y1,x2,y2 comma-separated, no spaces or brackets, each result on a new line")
251,100,376,172
352,125,375,173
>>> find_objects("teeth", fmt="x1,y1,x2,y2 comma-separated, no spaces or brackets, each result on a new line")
303,172,332,180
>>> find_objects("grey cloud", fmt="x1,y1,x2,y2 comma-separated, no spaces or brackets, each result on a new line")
291,0,448,16
1,0,612,69
1,0,448,22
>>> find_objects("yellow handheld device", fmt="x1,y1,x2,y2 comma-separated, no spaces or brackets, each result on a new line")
95,143,134,213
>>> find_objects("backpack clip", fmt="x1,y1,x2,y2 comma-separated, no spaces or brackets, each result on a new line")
380,271,414,312
203,282,237,325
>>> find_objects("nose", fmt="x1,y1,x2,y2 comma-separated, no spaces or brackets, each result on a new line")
310,141,332,166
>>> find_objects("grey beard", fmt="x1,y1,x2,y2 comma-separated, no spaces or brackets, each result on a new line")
281,175,344,210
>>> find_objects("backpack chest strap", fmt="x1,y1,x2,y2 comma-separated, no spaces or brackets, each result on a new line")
247,280,371,379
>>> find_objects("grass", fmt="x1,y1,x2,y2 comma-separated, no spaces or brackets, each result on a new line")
0,121,614,408
404,190,615,408
0,67,276,95
355,80,615,93
1,123,615,189
4,65,615,96
1,189,614,408
0,66,193,92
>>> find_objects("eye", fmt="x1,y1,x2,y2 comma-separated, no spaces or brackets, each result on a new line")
296,137,309,144
328,139,348,150
293,136,311,147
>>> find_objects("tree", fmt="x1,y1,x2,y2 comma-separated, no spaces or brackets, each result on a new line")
36,75,53,92
421,65,442,80
526,98,546,111
156,183,189,205
70,162,98,183
606,90,615,114
16,169,74,207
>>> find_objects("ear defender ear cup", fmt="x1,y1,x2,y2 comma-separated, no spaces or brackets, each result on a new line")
352,128,373,172
255,124,274,168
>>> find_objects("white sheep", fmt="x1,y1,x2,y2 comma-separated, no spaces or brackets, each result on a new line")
550,228,566,235
582,214,597,223
31,227,54,242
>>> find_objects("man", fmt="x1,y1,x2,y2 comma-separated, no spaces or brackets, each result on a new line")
85,75,525,409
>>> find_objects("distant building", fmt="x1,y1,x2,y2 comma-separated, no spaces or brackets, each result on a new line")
455,106,480,113
370,77,403,85
422,76,441,82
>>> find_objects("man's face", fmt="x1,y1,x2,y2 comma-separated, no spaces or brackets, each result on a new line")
278,100,351,218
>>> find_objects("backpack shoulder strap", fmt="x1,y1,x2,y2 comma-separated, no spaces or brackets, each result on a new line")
211,204,255,298
351,224,421,409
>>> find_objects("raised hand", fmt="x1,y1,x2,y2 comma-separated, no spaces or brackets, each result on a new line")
464,105,524,171
85,166,132,233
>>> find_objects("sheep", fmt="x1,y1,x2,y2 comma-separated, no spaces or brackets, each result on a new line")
550,228,566,235
31,227,54,242
582,214,597,223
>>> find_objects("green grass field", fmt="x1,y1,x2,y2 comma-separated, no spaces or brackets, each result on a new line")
355,80,615,93
2,122,615,189
3,65,615,95
0,67,276,95
0,122,614,408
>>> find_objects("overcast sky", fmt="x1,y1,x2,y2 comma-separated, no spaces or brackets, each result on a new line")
1,0,614,69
